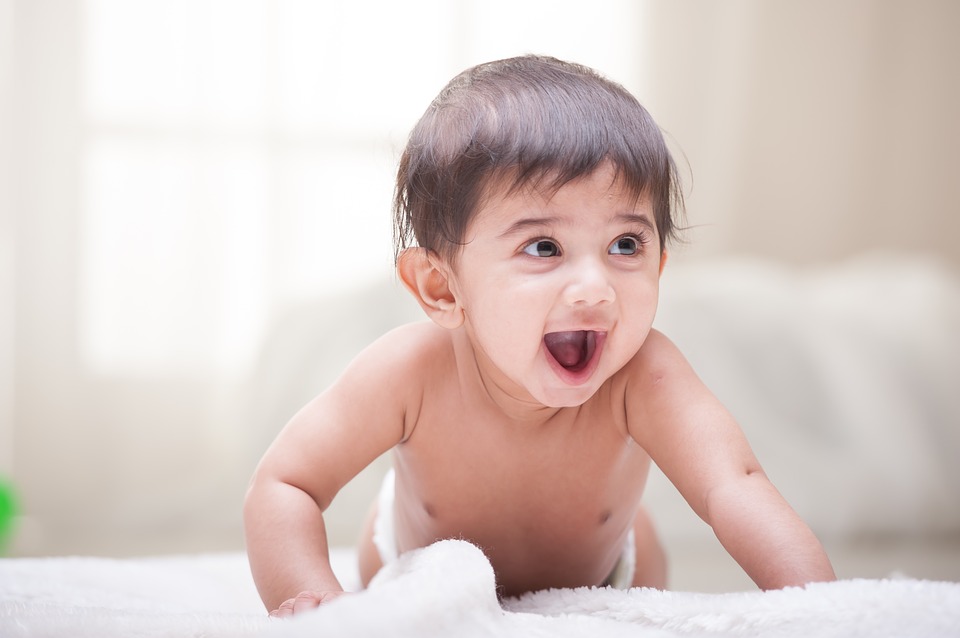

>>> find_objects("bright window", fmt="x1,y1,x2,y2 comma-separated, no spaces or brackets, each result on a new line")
78,0,642,376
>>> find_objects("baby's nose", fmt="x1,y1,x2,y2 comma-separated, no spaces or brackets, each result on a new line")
563,259,615,306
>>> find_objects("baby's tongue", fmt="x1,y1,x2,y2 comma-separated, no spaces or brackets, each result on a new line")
544,331,588,369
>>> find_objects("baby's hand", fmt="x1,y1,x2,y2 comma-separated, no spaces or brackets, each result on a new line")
269,590,350,618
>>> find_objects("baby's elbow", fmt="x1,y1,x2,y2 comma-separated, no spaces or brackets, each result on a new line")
242,465,275,522
242,476,262,525
701,466,771,522
744,465,767,481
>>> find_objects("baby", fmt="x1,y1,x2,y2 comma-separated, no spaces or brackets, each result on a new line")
244,55,836,616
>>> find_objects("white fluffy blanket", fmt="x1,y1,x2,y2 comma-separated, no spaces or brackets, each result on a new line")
2,540,959,637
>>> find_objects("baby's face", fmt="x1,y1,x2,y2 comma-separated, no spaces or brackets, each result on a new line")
445,164,665,408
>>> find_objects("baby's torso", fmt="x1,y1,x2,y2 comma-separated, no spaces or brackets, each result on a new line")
390,347,652,596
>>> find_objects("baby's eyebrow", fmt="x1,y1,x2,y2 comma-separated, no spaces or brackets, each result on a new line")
498,217,557,238
616,213,657,232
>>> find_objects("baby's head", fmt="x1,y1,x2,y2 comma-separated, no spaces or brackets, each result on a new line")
394,55,683,265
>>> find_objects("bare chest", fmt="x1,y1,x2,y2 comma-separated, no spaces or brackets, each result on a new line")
389,399,651,593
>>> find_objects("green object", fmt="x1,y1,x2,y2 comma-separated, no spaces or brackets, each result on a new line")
0,475,17,554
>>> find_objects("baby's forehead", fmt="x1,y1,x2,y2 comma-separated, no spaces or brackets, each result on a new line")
468,165,654,229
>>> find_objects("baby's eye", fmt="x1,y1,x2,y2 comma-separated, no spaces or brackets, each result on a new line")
609,235,642,256
523,239,561,258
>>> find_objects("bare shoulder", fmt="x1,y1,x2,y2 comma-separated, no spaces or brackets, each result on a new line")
337,320,452,392
256,321,453,494
621,328,694,388
336,321,454,438
359,320,454,371
618,329,714,441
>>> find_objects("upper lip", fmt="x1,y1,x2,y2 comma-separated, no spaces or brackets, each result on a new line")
544,324,609,336
546,309,613,334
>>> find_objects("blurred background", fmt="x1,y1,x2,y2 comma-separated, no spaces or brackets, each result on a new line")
2,0,958,591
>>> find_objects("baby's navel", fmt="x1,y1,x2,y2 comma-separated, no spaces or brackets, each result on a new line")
598,510,613,525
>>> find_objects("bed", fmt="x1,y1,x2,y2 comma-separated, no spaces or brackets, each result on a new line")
2,540,959,637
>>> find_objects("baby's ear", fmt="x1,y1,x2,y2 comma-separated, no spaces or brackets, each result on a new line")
659,250,669,277
397,248,464,329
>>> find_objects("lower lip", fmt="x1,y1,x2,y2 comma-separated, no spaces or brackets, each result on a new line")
542,332,607,386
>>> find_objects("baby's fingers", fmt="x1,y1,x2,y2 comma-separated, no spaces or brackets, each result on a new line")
269,591,344,618
269,597,296,618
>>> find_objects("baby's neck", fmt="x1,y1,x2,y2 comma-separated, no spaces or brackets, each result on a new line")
450,329,572,427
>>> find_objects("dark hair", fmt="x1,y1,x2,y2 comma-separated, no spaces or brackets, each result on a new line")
393,55,683,263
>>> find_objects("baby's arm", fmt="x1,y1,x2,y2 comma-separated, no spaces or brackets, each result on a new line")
244,327,420,613
243,458,348,614
627,331,835,589
697,465,835,588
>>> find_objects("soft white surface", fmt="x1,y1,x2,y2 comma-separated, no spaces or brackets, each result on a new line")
3,541,959,637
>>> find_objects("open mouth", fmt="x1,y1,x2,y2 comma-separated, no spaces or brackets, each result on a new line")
543,330,598,373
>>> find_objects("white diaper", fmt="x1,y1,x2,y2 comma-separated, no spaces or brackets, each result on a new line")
372,468,637,589
605,528,636,589
372,467,400,564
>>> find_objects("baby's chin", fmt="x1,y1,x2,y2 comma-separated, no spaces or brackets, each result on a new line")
528,380,605,410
